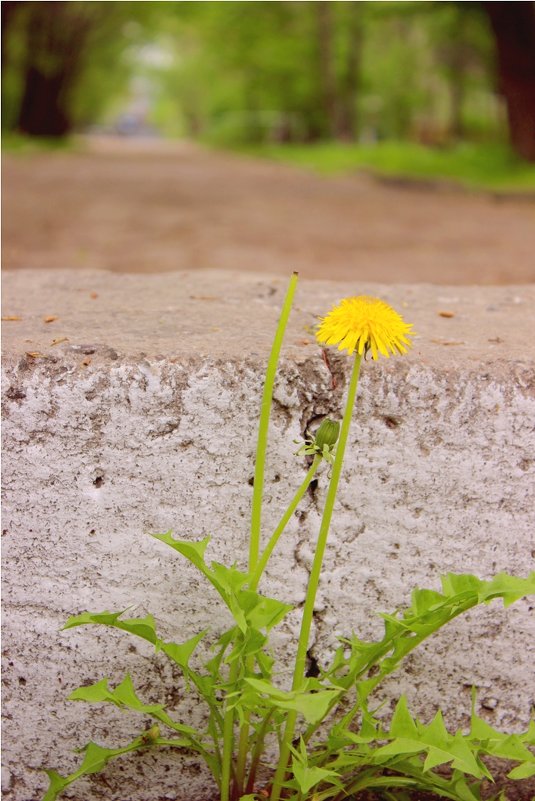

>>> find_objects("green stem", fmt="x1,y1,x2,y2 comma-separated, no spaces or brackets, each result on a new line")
234,711,250,796
245,711,274,793
236,454,322,788
249,271,299,573
220,660,240,801
226,274,298,801
270,353,363,801
250,455,322,591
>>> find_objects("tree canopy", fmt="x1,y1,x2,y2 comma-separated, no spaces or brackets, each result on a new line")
2,1,534,160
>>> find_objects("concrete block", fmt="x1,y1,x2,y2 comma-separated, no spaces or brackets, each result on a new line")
2,270,534,800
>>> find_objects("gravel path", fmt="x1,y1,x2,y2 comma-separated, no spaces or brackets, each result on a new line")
3,137,534,283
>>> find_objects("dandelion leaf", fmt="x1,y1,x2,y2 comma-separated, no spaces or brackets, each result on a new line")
68,674,198,737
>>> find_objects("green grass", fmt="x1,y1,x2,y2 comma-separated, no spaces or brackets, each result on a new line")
1,132,78,154
233,140,535,194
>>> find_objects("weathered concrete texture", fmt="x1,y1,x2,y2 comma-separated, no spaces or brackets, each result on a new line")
2,270,535,801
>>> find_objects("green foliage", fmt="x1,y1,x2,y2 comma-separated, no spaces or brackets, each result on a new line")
1,1,515,152
235,141,535,193
156,1,503,148
45,571,535,801
43,734,191,801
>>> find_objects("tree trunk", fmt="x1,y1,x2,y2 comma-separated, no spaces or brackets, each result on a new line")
16,2,93,137
18,65,71,137
483,1,535,161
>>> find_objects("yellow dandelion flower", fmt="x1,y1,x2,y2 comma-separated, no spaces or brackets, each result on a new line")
316,296,414,360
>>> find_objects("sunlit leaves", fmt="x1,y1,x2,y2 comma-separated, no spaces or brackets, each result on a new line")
324,571,535,705
64,609,207,671
243,677,341,725
43,734,189,801
48,567,534,800
290,739,341,795
69,673,198,738
152,532,292,634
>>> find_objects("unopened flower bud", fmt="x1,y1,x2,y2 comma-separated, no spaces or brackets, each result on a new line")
142,724,160,744
315,419,340,450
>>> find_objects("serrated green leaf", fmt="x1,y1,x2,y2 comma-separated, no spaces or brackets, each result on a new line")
152,531,211,565
153,534,291,634
335,571,535,705
390,696,418,739
63,608,207,677
290,689,342,725
63,610,159,645
373,737,426,760
42,769,67,801
243,676,289,700
483,732,533,763
243,677,340,724
238,590,292,631
376,707,488,779
479,572,535,607
210,561,249,595
521,719,535,745
410,588,447,615
42,734,173,801
69,674,198,738
440,573,483,597
78,741,117,775
291,760,340,794
160,629,208,670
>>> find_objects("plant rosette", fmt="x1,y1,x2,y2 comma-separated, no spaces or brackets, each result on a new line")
42,275,535,801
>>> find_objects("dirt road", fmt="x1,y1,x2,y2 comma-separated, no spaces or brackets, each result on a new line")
3,137,534,283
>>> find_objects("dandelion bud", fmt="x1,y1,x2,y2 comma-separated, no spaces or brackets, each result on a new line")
142,724,160,744
315,419,340,450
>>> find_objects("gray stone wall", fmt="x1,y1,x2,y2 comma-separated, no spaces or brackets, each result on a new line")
2,271,534,800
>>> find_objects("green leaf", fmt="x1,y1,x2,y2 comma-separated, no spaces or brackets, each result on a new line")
390,696,419,739
68,674,198,738
291,760,339,794
42,733,189,801
160,629,208,670
376,709,488,779
328,571,535,704
63,609,207,675
63,610,159,645
507,761,535,779
441,571,535,608
290,689,342,725
152,531,211,568
237,590,292,631
243,677,340,725
42,770,67,801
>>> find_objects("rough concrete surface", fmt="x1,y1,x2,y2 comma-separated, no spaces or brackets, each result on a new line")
2,269,535,801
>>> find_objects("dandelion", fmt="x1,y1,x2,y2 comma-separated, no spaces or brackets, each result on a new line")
316,295,414,359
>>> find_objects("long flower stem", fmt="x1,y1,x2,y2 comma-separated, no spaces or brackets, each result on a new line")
225,273,298,801
250,272,299,573
270,353,363,801
250,455,322,591
235,454,322,789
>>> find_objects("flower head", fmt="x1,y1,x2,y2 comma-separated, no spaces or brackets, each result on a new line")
316,296,414,360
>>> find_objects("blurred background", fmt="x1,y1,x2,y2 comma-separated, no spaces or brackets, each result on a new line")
2,0,535,283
